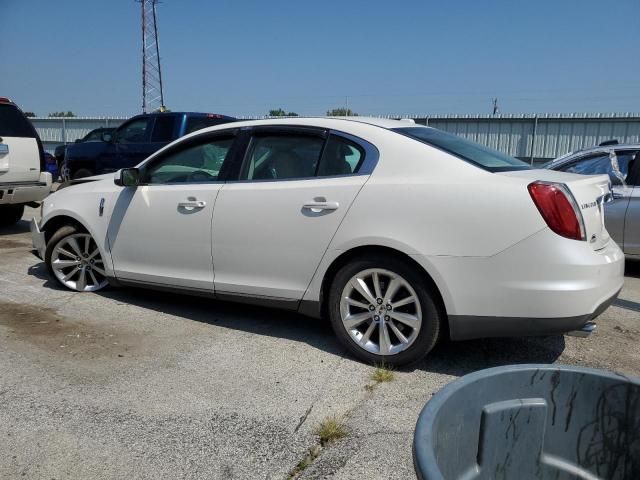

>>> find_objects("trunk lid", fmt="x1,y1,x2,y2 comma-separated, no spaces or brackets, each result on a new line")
498,169,611,250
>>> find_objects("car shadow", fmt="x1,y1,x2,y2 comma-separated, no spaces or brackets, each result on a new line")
0,219,30,235
28,259,567,376
624,258,640,279
415,334,566,377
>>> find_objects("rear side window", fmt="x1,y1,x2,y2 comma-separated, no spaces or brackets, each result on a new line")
0,104,36,138
242,134,324,180
116,117,152,143
560,151,638,185
317,135,364,176
394,126,530,172
185,116,233,135
151,116,176,142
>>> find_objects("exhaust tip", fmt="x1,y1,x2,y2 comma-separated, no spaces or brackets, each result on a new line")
567,321,597,338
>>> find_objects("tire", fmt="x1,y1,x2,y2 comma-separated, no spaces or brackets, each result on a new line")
72,168,93,180
45,225,109,292
0,204,25,226
328,255,442,366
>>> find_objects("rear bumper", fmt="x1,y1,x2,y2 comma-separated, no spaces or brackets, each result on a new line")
31,217,46,259
448,288,620,340
412,228,625,340
0,173,52,205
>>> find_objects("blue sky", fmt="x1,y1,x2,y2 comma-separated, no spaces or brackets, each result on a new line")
1,0,639,117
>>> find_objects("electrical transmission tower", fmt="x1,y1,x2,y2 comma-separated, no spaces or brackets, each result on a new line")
140,0,165,113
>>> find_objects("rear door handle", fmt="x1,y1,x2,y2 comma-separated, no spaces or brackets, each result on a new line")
178,200,206,208
303,201,339,211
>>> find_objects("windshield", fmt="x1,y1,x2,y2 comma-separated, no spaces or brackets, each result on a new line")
393,127,531,172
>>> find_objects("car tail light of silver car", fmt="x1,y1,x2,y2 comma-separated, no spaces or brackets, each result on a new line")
528,181,586,241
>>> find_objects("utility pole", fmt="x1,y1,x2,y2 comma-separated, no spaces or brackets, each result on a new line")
139,0,165,113
492,98,500,115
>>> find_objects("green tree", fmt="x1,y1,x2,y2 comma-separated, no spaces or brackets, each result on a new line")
268,108,298,117
23,112,36,118
326,108,357,116
48,111,76,118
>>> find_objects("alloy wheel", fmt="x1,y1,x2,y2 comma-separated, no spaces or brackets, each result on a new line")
340,268,422,355
50,233,108,291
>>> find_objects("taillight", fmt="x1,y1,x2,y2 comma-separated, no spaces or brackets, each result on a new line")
528,181,585,241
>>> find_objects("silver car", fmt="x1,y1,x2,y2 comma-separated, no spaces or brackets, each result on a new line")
545,143,640,256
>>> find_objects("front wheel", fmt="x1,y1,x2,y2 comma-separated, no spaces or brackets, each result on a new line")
328,255,442,366
45,225,109,292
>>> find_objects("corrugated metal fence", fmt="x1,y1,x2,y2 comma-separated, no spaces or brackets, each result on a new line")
32,113,640,165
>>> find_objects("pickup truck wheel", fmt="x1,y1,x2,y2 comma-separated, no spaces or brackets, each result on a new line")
328,255,442,366
45,225,109,292
0,204,25,226
72,169,93,180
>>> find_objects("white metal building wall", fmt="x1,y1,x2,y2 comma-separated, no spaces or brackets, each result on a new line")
31,114,640,162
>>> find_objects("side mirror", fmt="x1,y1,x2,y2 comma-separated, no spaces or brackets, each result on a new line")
101,132,113,143
114,168,140,187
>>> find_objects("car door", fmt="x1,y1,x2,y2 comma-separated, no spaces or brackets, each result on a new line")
212,127,375,301
558,150,636,249
107,131,238,291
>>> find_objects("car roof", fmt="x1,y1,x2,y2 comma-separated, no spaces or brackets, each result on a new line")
193,116,419,131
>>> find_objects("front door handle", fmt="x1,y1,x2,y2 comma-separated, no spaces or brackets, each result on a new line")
303,201,339,212
178,200,206,208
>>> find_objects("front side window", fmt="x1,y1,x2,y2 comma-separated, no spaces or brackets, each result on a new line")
116,118,152,144
560,151,638,185
144,136,234,184
242,134,325,180
394,126,530,172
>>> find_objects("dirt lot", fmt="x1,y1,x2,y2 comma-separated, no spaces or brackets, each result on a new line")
1,208,639,479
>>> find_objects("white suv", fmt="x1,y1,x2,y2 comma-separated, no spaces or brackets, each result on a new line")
0,97,52,225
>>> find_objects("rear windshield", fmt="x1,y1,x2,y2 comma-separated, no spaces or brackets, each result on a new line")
393,127,531,172
185,116,234,135
0,104,36,138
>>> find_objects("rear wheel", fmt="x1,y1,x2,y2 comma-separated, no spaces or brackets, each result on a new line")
328,255,442,366
0,204,25,226
45,225,108,292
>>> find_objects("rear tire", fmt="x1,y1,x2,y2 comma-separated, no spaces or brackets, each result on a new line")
72,168,93,180
328,255,442,366
0,204,25,226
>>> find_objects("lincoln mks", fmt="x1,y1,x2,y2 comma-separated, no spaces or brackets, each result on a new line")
32,117,624,365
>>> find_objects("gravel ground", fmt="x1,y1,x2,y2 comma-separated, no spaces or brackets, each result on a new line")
1,207,638,479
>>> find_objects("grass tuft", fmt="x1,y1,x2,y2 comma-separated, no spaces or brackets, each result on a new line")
370,363,395,383
315,417,349,445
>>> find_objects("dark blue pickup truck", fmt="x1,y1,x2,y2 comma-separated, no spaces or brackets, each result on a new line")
62,112,235,179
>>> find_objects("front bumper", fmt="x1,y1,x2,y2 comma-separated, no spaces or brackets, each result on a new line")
31,217,46,259
0,173,52,205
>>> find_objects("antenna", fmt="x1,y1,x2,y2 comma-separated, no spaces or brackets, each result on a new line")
139,0,165,113
492,98,500,115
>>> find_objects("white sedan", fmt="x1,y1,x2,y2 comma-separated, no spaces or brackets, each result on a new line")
31,117,624,365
